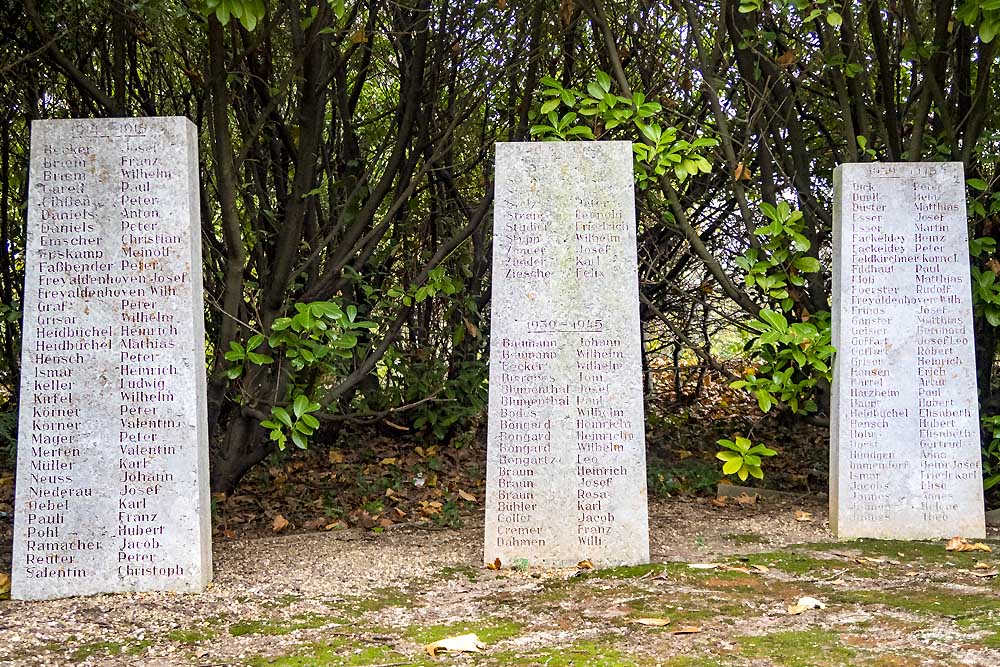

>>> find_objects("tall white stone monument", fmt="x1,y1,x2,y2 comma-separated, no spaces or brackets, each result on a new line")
12,117,212,599
484,141,649,567
831,162,985,539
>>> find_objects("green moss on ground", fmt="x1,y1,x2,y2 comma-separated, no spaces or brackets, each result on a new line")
737,628,855,667
167,628,218,642
404,619,523,644
229,613,338,637
246,639,431,667
68,639,153,661
492,638,648,667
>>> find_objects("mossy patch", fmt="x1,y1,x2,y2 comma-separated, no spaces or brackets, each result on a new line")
492,638,649,667
331,586,416,614
801,539,1000,566
69,639,152,660
737,628,855,667
246,638,432,667
663,657,726,667
832,586,1000,619
583,563,670,579
435,564,480,582
404,619,523,644
167,628,218,643
229,613,338,636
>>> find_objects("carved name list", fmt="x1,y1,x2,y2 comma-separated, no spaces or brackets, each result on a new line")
831,162,985,539
484,141,649,566
12,117,211,600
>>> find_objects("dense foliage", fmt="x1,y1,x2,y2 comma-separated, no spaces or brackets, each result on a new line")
2,0,1000,495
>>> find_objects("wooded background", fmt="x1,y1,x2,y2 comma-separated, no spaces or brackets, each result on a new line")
1,0,999,495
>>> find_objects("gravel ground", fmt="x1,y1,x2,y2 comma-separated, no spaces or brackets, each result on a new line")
2,496,1000,667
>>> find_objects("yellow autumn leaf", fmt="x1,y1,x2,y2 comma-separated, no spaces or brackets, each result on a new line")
486,558,501,570
946,536,992,552
0,572,10,597
458,489,476,502
350,28,368,44
577,559,594,570
634,617,671,627
425,633,485,657
272,514,290,532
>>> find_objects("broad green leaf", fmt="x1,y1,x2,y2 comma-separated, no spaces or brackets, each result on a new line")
273,406,293,428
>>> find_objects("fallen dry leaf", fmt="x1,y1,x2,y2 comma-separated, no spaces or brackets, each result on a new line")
670,626,702,635
750,564,770,573
302,517,327,531
736,493,757,506
787,596,826,615
0,572,10,597
795,510,813,522
710,497,727,508
271,514,289,532
577,559,594,570
458,489,476,502
634,617,671,627
975,561,993,570
946,536,992,552
486,558,501,571
425,633,485,657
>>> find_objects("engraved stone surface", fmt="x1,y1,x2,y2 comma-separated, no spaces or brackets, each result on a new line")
12,117,212,599
831,162,985,539
484,141,649,567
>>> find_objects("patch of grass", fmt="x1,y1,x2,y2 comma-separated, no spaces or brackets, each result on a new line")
67,639,151,661
435,564,480,582
167,628,218,643
580,563,669,579
246,639,432,667
229,613,337,637
664,657,726,667
737,628,855,667
802,539,1000,566
261,593,305,608
493,638,648,667
333,586,416,613
744,551,852,577
832,586,1000,619
404,619,523,645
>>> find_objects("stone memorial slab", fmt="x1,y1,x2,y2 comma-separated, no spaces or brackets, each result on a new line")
484,141,649,567
831,162,985,539
12,117,212,600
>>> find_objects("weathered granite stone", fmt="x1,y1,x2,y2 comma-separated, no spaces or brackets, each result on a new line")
831,162,985,539
12,117,212,600
484,141,649,567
